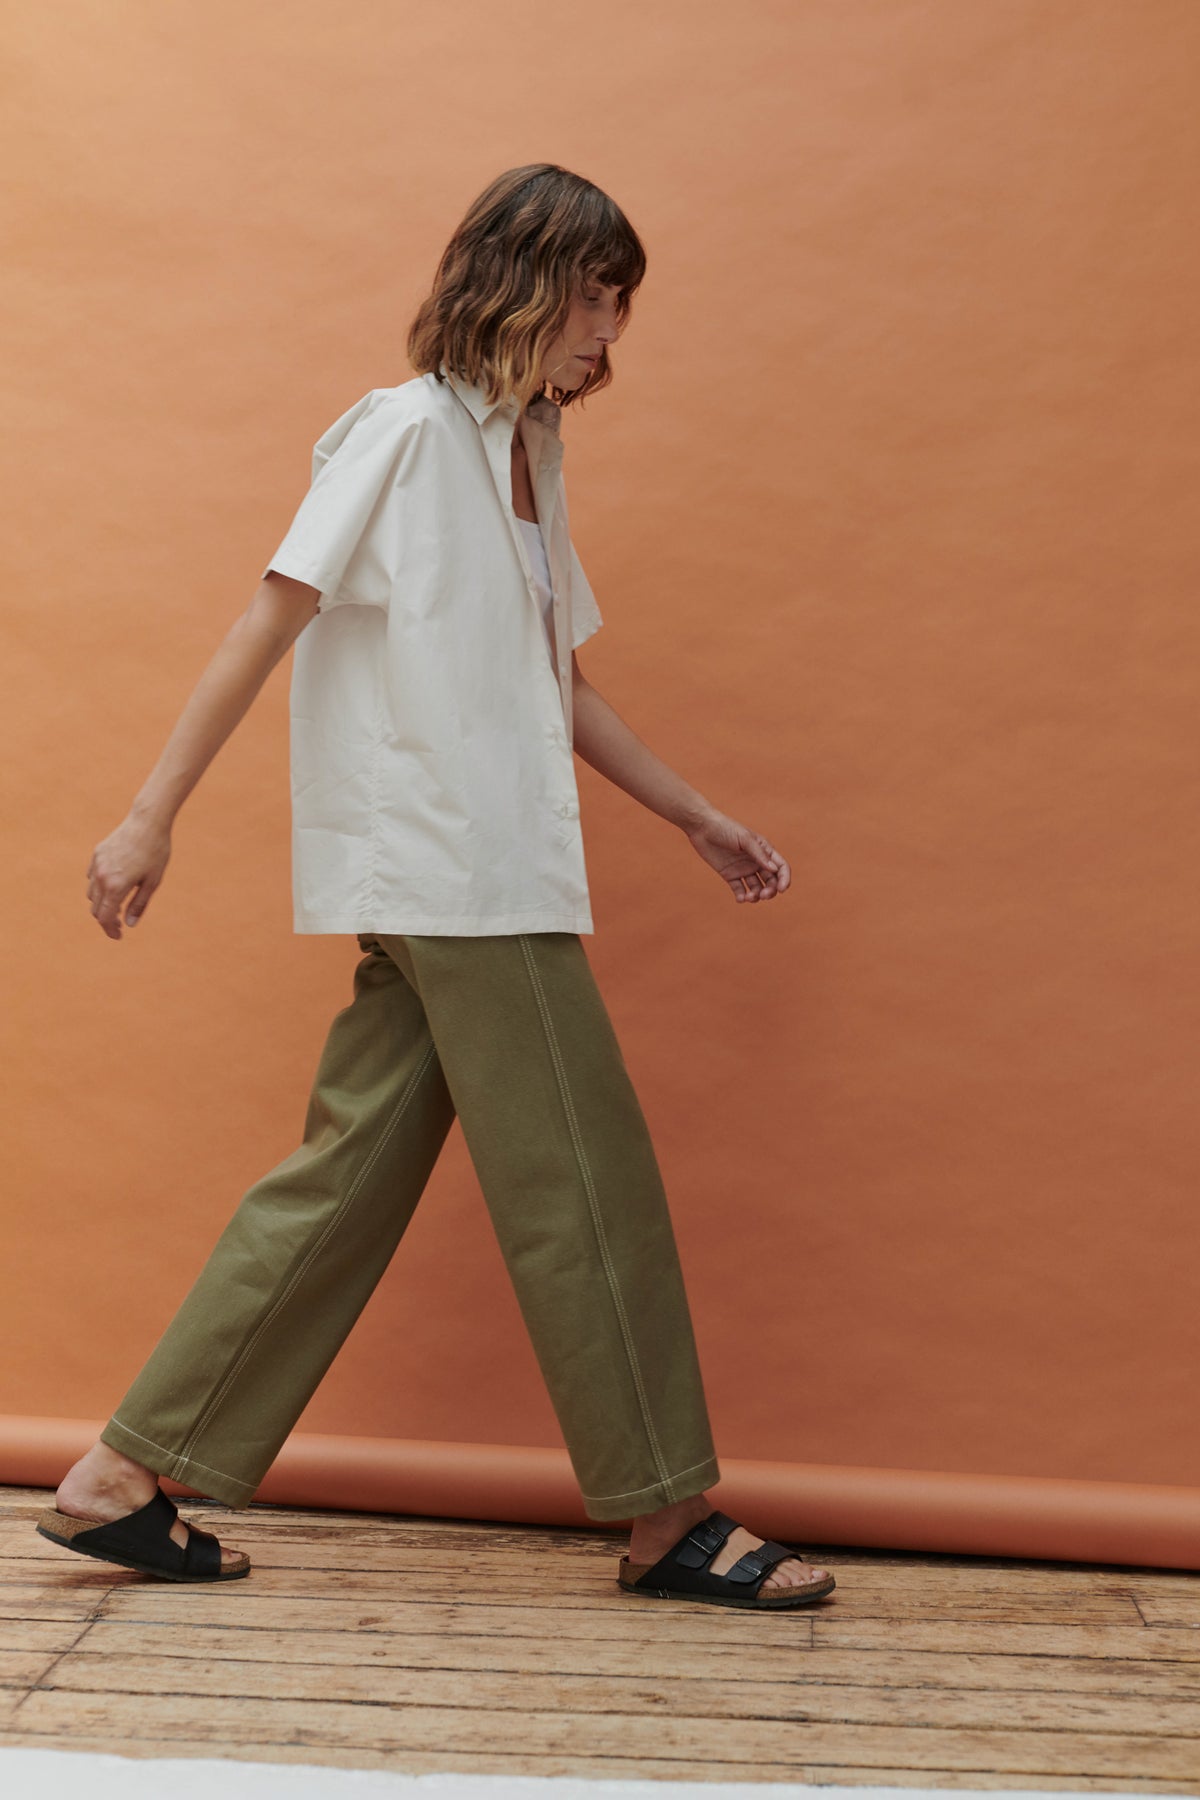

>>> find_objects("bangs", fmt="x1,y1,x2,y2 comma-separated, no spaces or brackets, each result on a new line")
579,223,645,306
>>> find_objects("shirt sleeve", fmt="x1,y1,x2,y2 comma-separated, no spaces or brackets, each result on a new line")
568,538,604,649
260,391,422,613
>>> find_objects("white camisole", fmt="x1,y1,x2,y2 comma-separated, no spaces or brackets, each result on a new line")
516,514,556,661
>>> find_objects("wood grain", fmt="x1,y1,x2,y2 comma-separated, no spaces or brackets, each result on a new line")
1,1484,1199,1787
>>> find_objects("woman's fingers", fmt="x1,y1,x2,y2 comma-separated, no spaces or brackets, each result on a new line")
124,881,152,927
754,838,792,892
688,813,792,905
732,861,785,902
88,858,134,937
94,881,128,937
87,816,171,939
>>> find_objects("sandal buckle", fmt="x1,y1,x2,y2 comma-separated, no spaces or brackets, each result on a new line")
730,1548,769,1582
685,1520,727,1559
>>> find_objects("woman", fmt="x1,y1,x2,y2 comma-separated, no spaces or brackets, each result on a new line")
39,164,835,1612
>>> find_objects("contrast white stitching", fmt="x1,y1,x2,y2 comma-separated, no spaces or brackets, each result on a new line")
105,1420,253,1494
582,1455,719,1505
176,1038,441,1468
517,934,673,1492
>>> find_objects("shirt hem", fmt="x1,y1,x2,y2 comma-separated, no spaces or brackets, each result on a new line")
294,909,595,935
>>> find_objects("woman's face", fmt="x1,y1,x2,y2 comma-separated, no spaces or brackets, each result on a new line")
537,278,623,390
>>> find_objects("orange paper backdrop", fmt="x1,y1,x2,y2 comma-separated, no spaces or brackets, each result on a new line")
4,1,1199,1515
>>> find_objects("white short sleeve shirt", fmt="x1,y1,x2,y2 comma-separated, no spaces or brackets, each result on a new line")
260,365,604,936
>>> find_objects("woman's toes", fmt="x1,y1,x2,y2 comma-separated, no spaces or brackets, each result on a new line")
705,1527,830,1591
764,1556,828,1589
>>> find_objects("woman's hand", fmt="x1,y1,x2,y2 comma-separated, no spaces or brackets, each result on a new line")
86,810,172,940
683,809,791,904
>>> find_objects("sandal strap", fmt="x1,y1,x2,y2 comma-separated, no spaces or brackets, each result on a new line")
180,1517,222,1579
70,1486,187,1572
673,1510,739,1569
632,1511,800,1600
724,1538,795,1584
50,1486,237,1582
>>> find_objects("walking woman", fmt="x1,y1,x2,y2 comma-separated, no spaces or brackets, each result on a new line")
39,164,835,1611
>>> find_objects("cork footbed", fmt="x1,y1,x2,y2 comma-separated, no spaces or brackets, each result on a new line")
617,1552,836,1607
36,1507,252,1579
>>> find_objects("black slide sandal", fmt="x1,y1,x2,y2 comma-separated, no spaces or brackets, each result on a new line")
36,1486,250,1581
617,1508,835,1609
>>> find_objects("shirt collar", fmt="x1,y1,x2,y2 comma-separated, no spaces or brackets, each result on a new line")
439,361,561,436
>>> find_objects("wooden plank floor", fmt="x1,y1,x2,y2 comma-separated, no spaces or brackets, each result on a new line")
1,1483,1199,1788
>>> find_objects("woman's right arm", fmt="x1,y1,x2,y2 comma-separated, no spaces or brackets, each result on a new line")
87,571,321,941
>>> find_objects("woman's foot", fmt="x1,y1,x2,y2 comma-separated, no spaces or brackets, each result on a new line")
54,1441,244,1570
628,1490,829,1592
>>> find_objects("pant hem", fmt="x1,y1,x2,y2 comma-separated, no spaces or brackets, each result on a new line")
580,1453,721,1521
100,1417,258,1510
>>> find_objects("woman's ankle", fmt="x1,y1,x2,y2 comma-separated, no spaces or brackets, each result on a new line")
628,1489,712,1548
57,1439,158,1511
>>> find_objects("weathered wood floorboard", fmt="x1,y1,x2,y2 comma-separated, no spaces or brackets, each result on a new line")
1,1483,1197,1789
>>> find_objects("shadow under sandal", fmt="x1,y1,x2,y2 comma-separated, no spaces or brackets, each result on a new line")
617,1508,836,1609
36,1486,250,1582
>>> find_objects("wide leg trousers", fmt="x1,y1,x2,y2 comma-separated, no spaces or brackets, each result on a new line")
100,931,721,1522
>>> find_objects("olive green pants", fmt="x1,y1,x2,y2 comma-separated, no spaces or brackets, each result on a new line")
100,931,720,1522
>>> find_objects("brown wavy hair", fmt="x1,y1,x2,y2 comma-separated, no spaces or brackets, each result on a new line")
407,164,646,413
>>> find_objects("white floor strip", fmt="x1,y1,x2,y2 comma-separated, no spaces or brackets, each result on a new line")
0,1749,1190,1800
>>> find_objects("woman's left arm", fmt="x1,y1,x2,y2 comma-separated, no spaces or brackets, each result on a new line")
570,657,791,905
